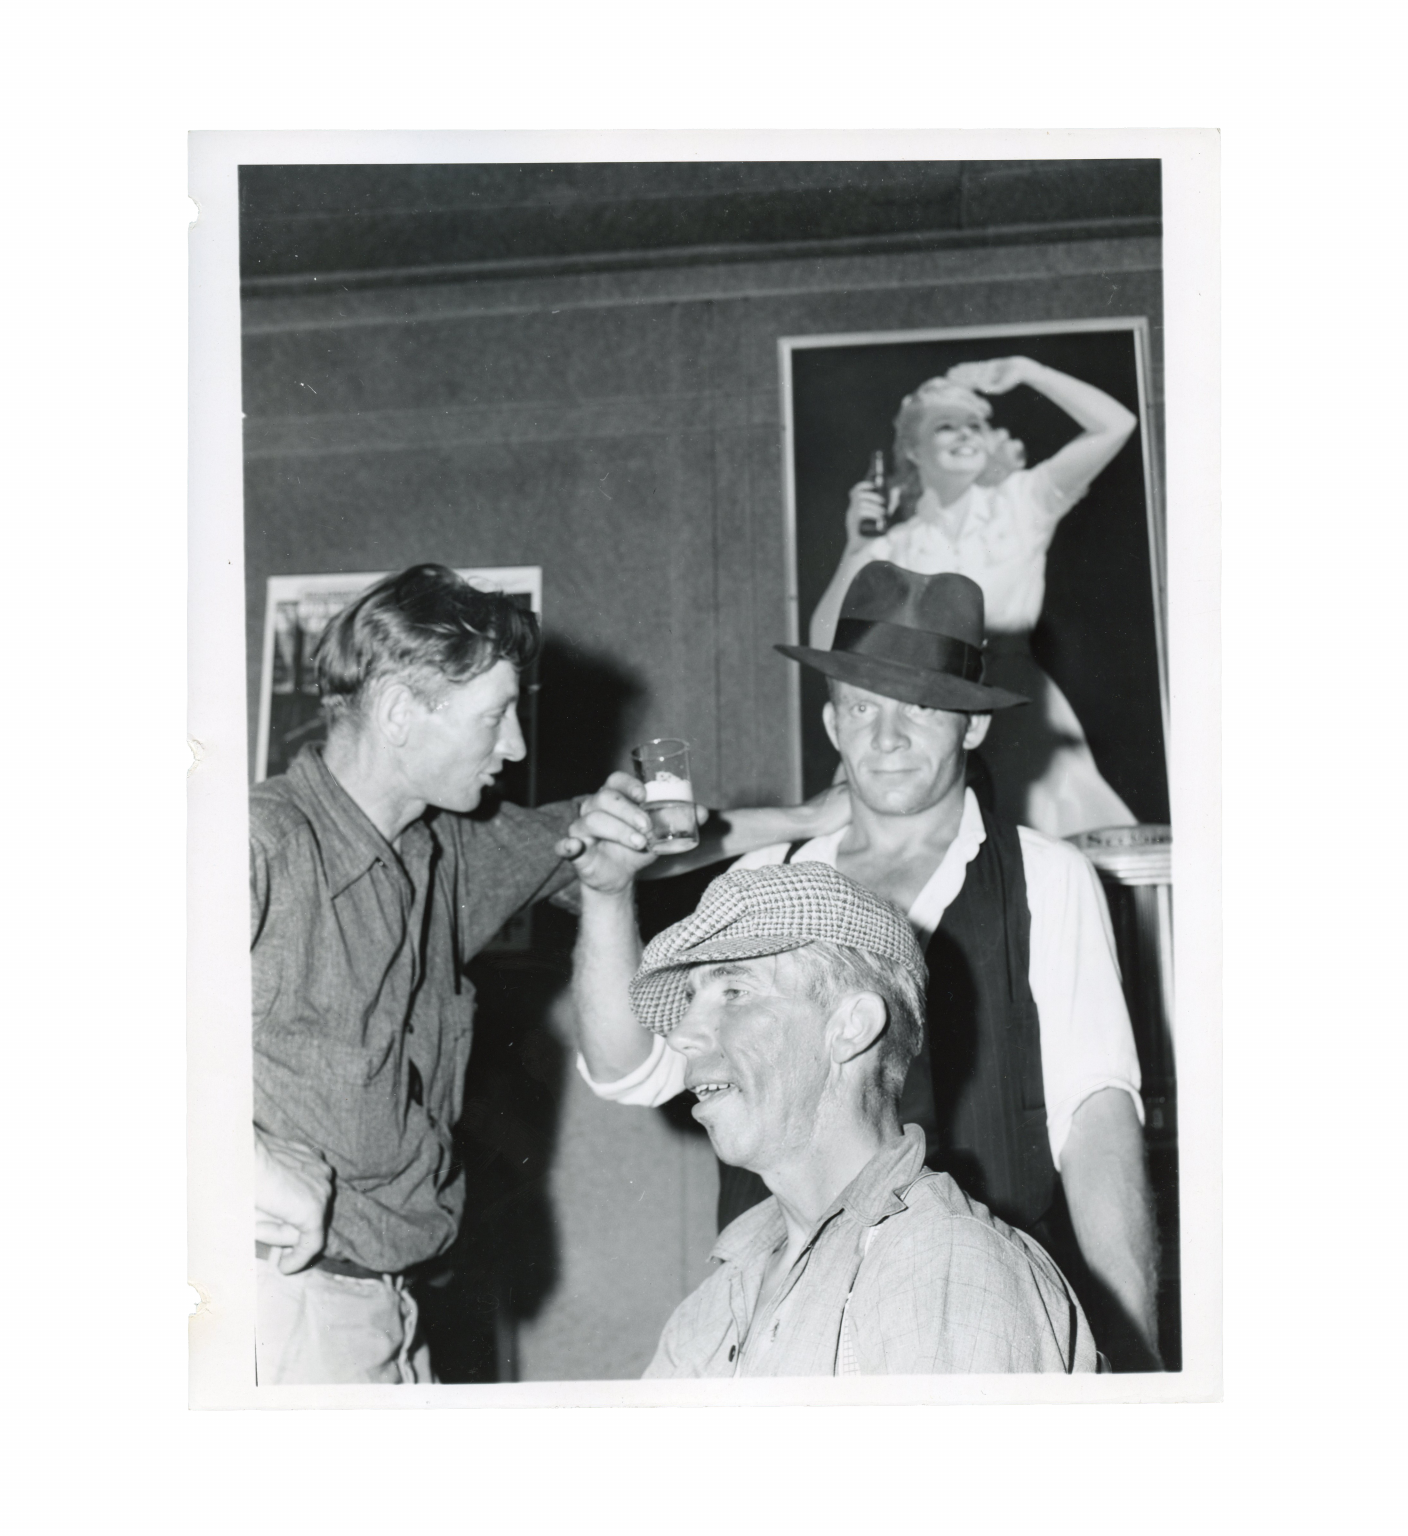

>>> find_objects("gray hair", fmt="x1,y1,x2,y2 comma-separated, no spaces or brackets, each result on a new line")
788,938,927,1100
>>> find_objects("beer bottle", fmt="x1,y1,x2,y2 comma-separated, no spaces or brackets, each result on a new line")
858,449,889,536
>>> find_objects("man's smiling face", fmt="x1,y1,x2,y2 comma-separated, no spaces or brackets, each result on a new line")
824,680,979,817
665,951,832,1174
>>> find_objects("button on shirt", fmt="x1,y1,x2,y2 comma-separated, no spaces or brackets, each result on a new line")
250,746,578,1275
645,1126,1097,1376
581,789,1141,1169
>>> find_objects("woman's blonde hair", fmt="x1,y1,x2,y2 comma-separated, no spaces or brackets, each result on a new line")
889,377,1026,522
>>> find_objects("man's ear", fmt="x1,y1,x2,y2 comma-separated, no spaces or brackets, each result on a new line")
373,679,416,748
963,712,992,751
829,992,888,1066
822,699,840,753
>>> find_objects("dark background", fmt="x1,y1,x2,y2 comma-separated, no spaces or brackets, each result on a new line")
791,328,1167,818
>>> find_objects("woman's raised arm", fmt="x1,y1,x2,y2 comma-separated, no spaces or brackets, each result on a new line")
948,356,1137,505
807,478,888,649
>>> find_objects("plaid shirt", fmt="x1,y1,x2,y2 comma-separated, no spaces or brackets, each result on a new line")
645,1126,1097,1376
250,746,577,1273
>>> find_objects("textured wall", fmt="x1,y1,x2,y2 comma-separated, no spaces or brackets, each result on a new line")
239,231,1163,1379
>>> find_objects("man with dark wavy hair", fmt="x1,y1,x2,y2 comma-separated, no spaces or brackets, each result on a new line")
250,563,840,1384
250,564,575,1384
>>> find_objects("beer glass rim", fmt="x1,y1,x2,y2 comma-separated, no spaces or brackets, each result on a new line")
632,737,691,757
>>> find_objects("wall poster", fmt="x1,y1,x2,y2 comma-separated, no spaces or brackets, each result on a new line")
780,319,1166,828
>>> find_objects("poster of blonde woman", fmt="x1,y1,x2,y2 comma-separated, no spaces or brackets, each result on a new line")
784,320,1166,840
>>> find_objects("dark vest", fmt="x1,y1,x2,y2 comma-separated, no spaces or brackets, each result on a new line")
716,809,1057,1235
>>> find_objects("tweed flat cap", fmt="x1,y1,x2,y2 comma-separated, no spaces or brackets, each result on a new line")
628,860,926,1036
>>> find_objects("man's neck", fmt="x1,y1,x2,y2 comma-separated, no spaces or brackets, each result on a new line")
841,773,968,861
322,730,426,843
834,778,968,916
760,1110,903,1258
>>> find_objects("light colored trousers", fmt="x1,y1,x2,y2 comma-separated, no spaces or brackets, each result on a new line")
255,1251,434,1384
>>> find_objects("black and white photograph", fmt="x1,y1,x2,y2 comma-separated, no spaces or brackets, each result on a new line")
14,0,1407,1516
188,137,1219,1404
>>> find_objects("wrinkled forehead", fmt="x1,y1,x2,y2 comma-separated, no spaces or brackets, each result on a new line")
683,953,788,998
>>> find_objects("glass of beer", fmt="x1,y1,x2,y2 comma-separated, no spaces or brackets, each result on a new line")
630,738,700,855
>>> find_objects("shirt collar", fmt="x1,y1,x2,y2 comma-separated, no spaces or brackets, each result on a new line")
916,485,993,529
286,745,413,899
905,788,986,942
816,1124,929,1227
708,1125,929,1266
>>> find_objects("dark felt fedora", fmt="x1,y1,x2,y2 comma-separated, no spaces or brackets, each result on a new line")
777,562,1028,712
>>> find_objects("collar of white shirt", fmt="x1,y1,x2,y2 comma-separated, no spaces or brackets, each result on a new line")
790,787,987,945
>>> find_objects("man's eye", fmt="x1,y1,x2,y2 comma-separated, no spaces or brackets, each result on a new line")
721,986,745,1002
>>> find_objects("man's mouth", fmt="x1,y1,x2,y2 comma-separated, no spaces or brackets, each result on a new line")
689,1081,737,1102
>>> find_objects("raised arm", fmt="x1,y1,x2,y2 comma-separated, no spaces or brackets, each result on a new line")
554,773,660,1080
571,882,654,1081
807,479,890,650
947,356,1136,505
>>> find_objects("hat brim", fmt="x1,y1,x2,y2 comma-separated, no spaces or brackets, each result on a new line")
776,645,1028,712
630,934,813,1034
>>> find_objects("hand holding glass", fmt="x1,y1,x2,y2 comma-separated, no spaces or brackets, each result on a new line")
631,738,700,855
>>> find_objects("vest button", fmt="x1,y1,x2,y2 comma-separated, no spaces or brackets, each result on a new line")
728,1345,736,1362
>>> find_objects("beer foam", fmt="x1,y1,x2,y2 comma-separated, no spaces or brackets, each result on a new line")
643,772,693,803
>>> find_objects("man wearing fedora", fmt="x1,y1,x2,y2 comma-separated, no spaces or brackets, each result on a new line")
565,562,1160,1369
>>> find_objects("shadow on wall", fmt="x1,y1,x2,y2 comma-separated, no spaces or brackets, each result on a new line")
533,635,649,805
418,634,714,1382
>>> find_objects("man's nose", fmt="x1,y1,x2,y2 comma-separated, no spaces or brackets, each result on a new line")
498,710,527,763
872,703,910,751
666,1004,712,1055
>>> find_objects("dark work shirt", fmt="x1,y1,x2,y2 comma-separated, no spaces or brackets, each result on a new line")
250,745,578,1273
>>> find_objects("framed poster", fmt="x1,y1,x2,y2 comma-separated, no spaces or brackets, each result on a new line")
780,319,1166,825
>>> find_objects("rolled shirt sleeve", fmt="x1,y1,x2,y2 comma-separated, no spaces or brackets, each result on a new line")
575,1033,688,1106
1018,825,1143,1169
1016,456,1092,536
574,841,797,1107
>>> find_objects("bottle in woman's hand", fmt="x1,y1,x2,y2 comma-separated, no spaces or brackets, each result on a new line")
854,450,891,538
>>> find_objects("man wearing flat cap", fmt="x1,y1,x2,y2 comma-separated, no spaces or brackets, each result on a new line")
628,860,1097,1375
567,563,1159,1369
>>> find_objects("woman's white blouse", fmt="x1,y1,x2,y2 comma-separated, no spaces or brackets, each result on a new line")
866,461,1084,633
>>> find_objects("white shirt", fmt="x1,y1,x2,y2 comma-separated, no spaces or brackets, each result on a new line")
576,789,1142,1170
